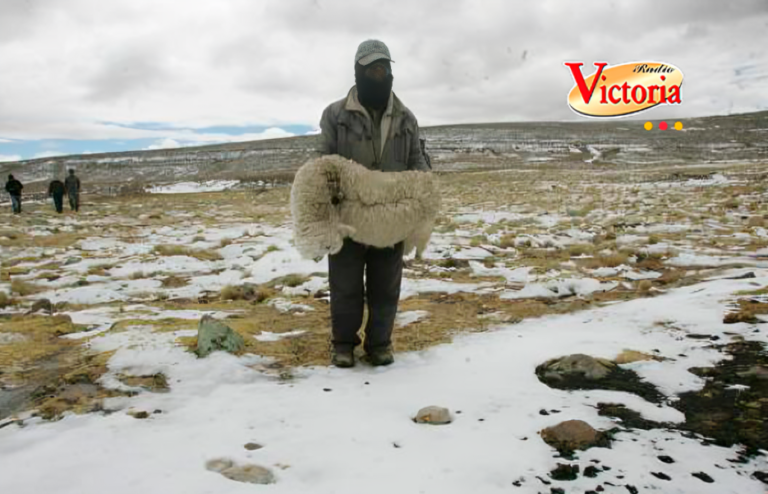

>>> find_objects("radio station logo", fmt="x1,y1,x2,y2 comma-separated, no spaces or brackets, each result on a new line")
564,61,683,118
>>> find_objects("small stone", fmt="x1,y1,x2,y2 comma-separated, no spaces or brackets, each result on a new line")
535,476,551,486
64,257,82,265
658,455,675,464
625,486,638,494
393,442,401,448
549,463,579,481
540,420,608,454
550,488,565,494
323,388,332,392
153,409,163,414
220,463,276,484
244,442,262,451
128,410,149,419
205,458,234,473
538,354,616,381
414,406,452,425
753,471,768,484
651,472,672,481
584,465,600,478
539,409,550,416
692,472,714,483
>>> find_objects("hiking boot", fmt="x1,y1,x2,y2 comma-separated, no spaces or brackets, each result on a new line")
366,347,394,367
331,348,355,368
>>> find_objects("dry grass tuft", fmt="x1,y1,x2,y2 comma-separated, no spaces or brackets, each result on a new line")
748,216,765,228
220,284,272,302
636,279,653,293
582,252,628,269
11,279,46,296
161,275,189,288
154,244,223,261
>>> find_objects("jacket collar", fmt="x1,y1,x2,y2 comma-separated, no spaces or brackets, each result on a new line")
345,86,396,120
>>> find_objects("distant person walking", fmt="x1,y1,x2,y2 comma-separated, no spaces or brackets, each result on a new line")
5,174,23,214
65,169,81,212
48,178,65,213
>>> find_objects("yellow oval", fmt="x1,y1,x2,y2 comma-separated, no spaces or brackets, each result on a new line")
566,61,683,117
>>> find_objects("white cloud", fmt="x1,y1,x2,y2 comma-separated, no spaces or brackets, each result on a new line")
0,154,21,162
143,127,295,150
33,150,63,159
0,0,765,142
0,139,13,143
144,138,181,150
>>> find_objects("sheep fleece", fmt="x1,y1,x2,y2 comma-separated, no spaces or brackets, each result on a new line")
290,154,440,260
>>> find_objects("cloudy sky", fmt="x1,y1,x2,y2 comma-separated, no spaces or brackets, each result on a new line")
1,0,766,162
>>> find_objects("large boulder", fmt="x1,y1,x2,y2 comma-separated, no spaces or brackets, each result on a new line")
538,354,615,381
196,315,245,357
540,420,609,456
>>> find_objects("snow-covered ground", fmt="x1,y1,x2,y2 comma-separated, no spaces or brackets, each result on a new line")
2,272,768,493
3,162,768,493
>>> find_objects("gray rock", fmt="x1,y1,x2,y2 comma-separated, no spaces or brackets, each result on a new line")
196,315,245,357
539,354,615,381
540,420,607,453
244,442,263,451
414,406,452,425
207,460,276,485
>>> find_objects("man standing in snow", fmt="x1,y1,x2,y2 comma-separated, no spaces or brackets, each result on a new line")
65,169,81,212
318,39,430,368
5,174,23,214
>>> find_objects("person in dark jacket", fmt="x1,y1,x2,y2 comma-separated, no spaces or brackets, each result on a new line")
48,179,65,213
5,174,23,214
318,39,430,368
64,169,81,212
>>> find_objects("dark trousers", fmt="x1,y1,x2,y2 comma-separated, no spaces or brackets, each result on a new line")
328,238,404,353
52,193,64,213
68,193,79,212
10,195,21,214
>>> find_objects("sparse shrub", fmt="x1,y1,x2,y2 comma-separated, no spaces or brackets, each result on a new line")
130,271,145,280
10,279,44,296
153,244,222,261
648,234,662,245
220,238,234,248
724,198,740,209
282,274,307,288
0,291,11,308
192,235,205,243
497,234,516,249
469,236,486,247
748,216,765,228
161,275,188,288
567,244,594,257
637,280,653,293
154,245,187,256
265,245,280,253
220,284,271,302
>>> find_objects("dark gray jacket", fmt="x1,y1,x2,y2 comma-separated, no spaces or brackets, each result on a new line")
319,86,429,172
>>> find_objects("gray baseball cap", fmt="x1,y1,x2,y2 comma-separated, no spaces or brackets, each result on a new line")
355,39,394,66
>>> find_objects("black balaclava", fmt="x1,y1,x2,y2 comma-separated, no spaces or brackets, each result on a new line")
355,60,393,111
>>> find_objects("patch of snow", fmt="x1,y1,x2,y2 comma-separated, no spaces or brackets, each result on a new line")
146,180,239,194
254,330,307,342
